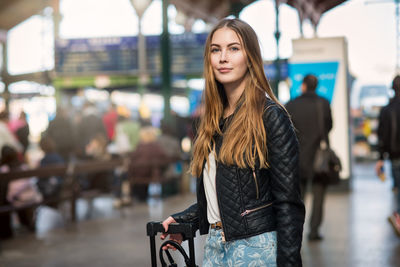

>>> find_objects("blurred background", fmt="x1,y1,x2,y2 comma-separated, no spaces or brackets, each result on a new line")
0,0,397,165
0,0,399,266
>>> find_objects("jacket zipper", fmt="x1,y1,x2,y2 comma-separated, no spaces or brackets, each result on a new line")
252,168,259,199
241,202,273,217
215,160,226,242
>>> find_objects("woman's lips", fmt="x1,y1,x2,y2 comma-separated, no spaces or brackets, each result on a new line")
218,68,232,73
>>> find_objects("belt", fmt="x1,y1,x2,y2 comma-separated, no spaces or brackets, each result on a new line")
210,221,223,230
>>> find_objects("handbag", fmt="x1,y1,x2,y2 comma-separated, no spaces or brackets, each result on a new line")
312,100,342,185
7,178,43,207
159,240,198,267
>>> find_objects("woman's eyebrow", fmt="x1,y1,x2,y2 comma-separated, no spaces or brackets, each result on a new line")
210,42,241,47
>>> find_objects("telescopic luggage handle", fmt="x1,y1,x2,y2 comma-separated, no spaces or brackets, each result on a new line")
146,221,197,267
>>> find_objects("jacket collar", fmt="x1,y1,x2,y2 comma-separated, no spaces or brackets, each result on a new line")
301,91,318,97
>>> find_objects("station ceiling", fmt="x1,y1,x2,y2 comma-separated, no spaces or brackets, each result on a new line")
0,0,51,31
0,0,348,32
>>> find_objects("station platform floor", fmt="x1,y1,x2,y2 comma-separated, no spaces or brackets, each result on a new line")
0,161,399,267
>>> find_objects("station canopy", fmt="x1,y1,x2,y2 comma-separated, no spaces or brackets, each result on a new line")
0,0,52,31
0,0,348,31
171,0,348,28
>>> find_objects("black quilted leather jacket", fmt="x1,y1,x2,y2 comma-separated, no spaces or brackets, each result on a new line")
172,99,305,267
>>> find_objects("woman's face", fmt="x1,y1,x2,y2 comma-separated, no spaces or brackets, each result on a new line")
210,27,248,88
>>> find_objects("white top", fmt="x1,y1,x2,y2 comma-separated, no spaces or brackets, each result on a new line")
203,152,221,224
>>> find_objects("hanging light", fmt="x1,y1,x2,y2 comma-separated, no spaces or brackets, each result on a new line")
129,0,152,18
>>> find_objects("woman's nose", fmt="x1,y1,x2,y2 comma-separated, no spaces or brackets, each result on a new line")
219,49,228,63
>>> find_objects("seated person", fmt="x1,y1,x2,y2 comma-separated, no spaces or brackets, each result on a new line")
0,146,41,239
128,126,178,201
37,136,65,201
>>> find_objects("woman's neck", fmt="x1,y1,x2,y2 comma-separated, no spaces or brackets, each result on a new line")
223,77,246,117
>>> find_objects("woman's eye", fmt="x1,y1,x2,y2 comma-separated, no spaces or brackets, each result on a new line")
211,48,220,53
230,47,239,51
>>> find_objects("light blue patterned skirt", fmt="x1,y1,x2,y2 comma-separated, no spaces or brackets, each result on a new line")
203,228,277,267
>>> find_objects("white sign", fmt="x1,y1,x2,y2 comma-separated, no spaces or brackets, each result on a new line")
290,37,352,181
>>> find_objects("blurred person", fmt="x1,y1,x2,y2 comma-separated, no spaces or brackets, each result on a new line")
102,103,118,141
111,108,141,207
46,106,75,161
37,136,64,203
85,133,110,160
0,111,23,153
15,112,30,156
128,125,163,202
127,125,181,202
158,121,182,180
75,102,107,159
286,74,332,241
83,132,112,193
376,75,400,236
0,145,41,239
161,19,304,267
114,107,141,154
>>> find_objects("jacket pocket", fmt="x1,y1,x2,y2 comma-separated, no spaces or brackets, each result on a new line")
241,202,273,217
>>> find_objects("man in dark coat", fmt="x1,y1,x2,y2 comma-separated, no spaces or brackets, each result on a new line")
376,75,400,236
286,74,332,241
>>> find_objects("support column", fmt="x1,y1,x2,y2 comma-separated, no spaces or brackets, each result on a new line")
273,0,281,98
52,0,61,104
0,30,10,111
161,0,171,124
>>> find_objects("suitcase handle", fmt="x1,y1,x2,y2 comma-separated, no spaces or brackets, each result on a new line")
147,221,197,238
147,221,197,267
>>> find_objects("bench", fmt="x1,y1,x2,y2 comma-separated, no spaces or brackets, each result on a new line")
0,158,124,222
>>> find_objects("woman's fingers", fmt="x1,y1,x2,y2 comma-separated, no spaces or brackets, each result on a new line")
160,217,180,250
162,243,177,251
162,220,169,232
162,234,183,250
162,216,175,232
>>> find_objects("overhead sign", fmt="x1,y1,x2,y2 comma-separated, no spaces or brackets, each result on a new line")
55,33,208,76
263,60,289,80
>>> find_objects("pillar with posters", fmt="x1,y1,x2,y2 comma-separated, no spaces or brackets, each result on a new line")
289,37,352,187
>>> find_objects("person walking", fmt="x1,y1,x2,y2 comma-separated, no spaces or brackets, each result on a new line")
161,18,305,267
286,74,333,241
376,75,400,236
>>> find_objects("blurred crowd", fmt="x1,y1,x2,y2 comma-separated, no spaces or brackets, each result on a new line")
0,101,195,240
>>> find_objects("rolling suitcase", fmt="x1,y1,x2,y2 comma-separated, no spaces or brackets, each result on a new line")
146,221,198,267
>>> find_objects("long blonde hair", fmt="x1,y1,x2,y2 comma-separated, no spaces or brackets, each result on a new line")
191,18,280,177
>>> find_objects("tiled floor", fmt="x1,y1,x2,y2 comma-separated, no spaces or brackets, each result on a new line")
0,161,399,267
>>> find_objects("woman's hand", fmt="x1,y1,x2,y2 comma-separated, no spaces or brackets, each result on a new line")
160,216,183,250
375,160,384,176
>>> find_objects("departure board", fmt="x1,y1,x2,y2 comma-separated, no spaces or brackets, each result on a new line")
55,33,207,76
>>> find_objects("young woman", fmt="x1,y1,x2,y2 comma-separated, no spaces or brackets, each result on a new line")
161,18,305,267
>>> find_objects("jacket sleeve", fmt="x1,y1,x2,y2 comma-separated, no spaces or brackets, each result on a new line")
171,203,199,227
264,104,305,267
323,99,333,134
377,106,390,160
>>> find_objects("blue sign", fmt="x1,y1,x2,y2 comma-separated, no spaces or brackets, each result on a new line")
263,61,288,80
288,61,339,103
189,89,203,115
